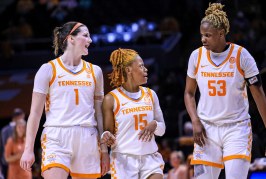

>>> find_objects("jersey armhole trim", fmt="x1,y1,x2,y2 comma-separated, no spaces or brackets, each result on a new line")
89,63,97,84
236,46,244,76
194,47,202,75
147,88,154,105
109,92,120,116
48,61,56,86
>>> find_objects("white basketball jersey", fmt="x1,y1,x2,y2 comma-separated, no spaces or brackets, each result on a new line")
195,44,250,124
44,58,97,127
110,87,158,155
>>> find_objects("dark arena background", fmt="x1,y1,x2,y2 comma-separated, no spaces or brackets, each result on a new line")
0,0,266,179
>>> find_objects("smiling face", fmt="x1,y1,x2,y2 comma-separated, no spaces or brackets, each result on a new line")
71,26,92,56
200,22,226,53
126,56,148,86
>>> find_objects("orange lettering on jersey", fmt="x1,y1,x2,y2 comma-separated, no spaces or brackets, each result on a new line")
201,72,234,77
121,105,152,115
57,81,92,87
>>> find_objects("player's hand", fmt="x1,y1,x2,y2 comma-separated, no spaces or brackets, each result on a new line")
101,152,110,176
138,120,157,142
20,149,35,172
101,131,116,147
192,120,207,147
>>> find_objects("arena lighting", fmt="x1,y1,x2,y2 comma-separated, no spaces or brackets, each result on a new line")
147,22,156,31
131,23,139,32
123,32,132,42
116,24,124,33
107,33,116,43
91,35,99,43
100,25,108,34
138,18,146,26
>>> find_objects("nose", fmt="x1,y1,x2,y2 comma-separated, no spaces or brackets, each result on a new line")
201,36,206,43
88,37,92,43
144,66,148,72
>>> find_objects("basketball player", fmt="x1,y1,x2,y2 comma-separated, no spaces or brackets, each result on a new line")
20,22,109,179
101,48,166,179
184,3,266,179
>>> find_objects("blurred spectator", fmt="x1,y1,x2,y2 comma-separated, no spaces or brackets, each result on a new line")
17,18,33,39
167,151,187,179
159,17,180,34
4,119,32,179
249,157,266,171
0,166,3,179
0,108,25,178
186,154,194,179
176,121,194,158
0,34,14,59
79,0,92,10
50,4,68,23
16,0,34,15
158,139,172,173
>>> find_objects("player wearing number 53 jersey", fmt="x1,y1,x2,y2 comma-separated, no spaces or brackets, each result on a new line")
184,3,266,179
101,48,166,179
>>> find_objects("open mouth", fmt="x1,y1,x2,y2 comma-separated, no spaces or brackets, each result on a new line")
85,44,89,48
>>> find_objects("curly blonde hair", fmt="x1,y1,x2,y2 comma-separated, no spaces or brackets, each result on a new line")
201,3,230,35
109,48,138,87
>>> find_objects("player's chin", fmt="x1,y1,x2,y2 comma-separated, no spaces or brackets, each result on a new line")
139,79,148,85
82,49,89,56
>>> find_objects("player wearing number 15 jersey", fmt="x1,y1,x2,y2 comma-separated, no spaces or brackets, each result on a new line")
184,3,266,179
101,48,166,179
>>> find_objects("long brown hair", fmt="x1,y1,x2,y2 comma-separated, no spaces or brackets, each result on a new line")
53,21,85,56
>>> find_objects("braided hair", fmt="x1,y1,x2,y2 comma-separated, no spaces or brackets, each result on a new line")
201,3,230,35
109,48,138,87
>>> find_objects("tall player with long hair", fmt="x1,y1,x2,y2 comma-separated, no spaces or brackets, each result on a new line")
20,21,109,179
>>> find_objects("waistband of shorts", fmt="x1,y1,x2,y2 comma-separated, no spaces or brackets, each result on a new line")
201,118,250,127
44,124,96,128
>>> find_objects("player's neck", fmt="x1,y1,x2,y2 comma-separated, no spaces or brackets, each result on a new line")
61,52,82,66
121,83,140,93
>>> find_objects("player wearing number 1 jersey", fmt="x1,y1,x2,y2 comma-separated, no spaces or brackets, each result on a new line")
101,48,166,179
20,22,109,179
184,3,266,179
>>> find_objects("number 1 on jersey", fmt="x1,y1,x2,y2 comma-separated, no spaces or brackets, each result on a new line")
134,114,148,130
74,89,79,105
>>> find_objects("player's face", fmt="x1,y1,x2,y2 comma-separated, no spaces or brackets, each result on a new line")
200,22,224,53
73,26,92,56
129,56,148,86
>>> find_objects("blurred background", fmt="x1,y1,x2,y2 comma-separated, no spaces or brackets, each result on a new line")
0,0,266,178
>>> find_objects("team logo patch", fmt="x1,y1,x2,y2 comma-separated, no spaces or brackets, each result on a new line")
229,57,235,64
86,69,91,78
85,68,92,74
249,76,258,84
144,93,152,104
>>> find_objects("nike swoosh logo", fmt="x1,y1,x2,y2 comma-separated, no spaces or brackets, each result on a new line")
121,102,128,106
58,75,66,78
201,65,208,68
